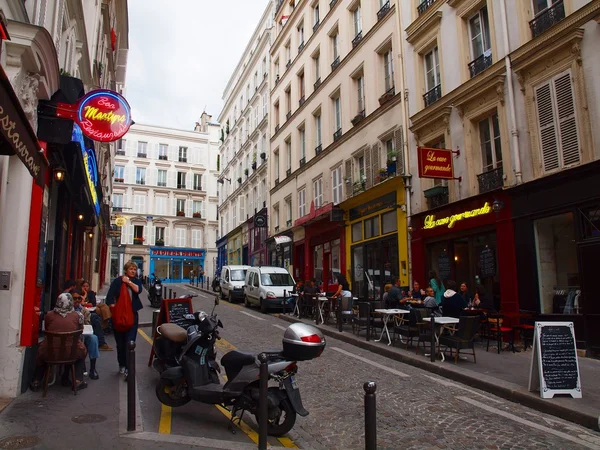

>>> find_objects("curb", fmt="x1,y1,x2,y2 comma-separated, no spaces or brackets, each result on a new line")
278,314,600,432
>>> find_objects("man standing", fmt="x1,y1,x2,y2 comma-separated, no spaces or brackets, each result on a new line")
189,269,194,284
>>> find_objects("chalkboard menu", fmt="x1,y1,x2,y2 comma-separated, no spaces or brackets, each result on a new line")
529,322,582,399
165,299,194,328
437,254,451,280
479,248,496,278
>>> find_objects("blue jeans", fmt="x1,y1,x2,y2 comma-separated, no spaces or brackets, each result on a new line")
90,312,106,346
83,334,99,359
114,312,139,369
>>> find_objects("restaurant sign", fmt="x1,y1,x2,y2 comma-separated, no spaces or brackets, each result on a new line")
417,147,454,180
151,249,204,258
349,192,396,221
72,124,100,216
423,202,492,229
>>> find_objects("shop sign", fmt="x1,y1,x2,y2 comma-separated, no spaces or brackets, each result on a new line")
417,147,454,180
72,124,100,216
115,217,127,227
151,249,204,258
349,192,396,221
423,202,492,230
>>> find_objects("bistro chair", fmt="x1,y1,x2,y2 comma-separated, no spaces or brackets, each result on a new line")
439,316,481,364
511,310,536,351
41,329,83,397
352,302,373,337
393,309,422,350
334,296,355,328
486,313,514,354
301,294,316,319
415,313,434,356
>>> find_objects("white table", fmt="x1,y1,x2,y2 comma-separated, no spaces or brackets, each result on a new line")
374,309,410,346
423,317,459,361
316,296,330,324
290,293,300,316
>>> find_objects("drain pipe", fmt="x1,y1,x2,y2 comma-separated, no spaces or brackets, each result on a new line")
500,0,523,184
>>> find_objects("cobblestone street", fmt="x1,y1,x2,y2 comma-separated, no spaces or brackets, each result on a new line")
176,285,600,450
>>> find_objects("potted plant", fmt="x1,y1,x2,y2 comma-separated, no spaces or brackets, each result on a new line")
260,152,266,160
352,181,365,194
237,177,242,184
177,210,185,217
134,237,144,244
193,212,201,218
225,120,230,135
244,168,249,176
155,238,164,246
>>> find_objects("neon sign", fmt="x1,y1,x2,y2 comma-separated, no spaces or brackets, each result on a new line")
423,202,492,229
77,90,132,142
72,124,100,216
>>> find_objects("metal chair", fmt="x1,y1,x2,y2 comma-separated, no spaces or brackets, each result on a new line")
41,329,84,397
352,302,373,337
393,309,422,349
439,316,481,364
486,313,514,353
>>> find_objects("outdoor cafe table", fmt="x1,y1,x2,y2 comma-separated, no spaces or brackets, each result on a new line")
374,309,410,346
423,316,460,362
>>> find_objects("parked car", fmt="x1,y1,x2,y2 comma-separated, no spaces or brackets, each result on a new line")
220,265,250,302
244,266,295,313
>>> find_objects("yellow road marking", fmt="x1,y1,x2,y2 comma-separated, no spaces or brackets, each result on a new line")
158,404,172,434
138,328,153,345
277,437,298,448
215,404,260,444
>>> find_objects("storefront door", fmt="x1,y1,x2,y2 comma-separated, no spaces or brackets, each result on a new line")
352,236,398,301
172,261,182,281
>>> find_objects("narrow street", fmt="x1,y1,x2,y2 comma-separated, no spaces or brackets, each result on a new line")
149,284,600,450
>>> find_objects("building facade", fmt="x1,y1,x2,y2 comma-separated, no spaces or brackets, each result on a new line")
112,116,220,283
217,2,274,274
268,0,410,297
401,0,600,353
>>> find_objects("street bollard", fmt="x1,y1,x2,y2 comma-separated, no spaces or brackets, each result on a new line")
430,312,436,363
258,353,269,450
169,288,172,299
338,297,343,332
364,381,377,450
206,277,209,290
173,291,177,298
127,341,136,432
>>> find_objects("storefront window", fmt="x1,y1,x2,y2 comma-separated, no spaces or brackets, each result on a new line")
329,239,341,284
381,211,397,235
314,244,323,284
535,213,581,314
364,217,380,239
154,259,170,279
580,206,600,240
352,222,362,242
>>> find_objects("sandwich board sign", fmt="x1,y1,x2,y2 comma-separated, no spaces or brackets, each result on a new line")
528,322,582,399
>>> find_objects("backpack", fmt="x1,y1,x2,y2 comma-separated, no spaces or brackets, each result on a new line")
112,278,134,332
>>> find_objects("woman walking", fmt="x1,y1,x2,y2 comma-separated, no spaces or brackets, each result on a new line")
106,261,144,378
429,270,445,306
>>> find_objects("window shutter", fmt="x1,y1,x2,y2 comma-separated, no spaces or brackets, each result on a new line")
169,145,177,161
394,127,404,175
186,199,192,217
149,225,155,245
344,159,353,199
201,201,206,219
165,227,170,246
143,225,148,244
120,223,127,244
146,167,155,186
141,195,147,213
554,72,580,167
171,198,177,216
365,146,372,189
535,82,559,172
128,224,134,244
185,171,192,190
371,144,381,184
167,169,176,188
182,229,188,248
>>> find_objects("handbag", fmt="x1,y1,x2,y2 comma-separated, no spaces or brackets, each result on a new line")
112,278,134,332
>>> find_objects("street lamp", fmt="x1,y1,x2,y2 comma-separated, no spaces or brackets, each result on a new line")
217,177,232,184
53,166,66,182
492,199,504,216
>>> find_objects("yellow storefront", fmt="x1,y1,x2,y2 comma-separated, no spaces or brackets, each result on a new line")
342,177,408,301
227,229,243,266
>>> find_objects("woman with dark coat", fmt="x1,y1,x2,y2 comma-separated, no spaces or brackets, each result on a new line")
441,280,467,318
106,261,144,377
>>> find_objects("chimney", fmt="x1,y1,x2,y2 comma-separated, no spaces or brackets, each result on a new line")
199,111,212,132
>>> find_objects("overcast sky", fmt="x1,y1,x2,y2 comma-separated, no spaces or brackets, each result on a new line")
126,0,268,131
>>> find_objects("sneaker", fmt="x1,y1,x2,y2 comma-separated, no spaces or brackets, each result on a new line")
99,344,113,351
119,366,126,375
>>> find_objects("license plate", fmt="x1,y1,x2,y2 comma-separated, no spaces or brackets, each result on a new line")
290,376,298,390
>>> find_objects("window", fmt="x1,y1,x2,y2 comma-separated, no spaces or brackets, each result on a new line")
137,141,147,156
298,22,304,46
352,222,362,242
118,138,126,152
262,93,267,117
300,128,306,159
114,165,124,181
469,6,491,61
285,89,291,115
332,31,340,60
285,42,291,65
134,225,144,242
254,71,258,90
353,4,362,36
357,75,365,113
112,193,123,209
247,84,250,102
177,172,187,189
315,113,322,146
155,196,166,215
479,113,502,172
313,3,320,26
332,166,343,204
299,72,305,100
192,229,202,248
133,194,146,213
535,70,580,172
364,216,380,239
158,144,168,160
274,204,280,228
314,52,321,82
262,57,267,76
155,227,165,243
157,169,167,187
533,0,559,15
333,96,341,132
285,198,292,224
194,174,202,190
240,95,244,111
357,155,365,180
193,200,202,216
176,199,185,215
136,167,146,185
175,228,186,247
275,152,280,179
384,49,394,92
253,106,258,129
382,211,397,234
424,46,441,91
298,189,306,217
179,146,188,162
286,140,292,171
313,178,323,208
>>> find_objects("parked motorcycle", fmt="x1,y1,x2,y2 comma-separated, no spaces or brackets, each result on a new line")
151,296,325,436
211,275,220,293
148,274,163,308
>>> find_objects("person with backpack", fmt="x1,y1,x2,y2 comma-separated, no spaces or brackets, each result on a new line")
106,261,144,379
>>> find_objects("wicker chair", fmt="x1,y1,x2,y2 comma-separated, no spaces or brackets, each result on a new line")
41,329,84,397
439,316,481,364
352,302,373,337
393,309,422,349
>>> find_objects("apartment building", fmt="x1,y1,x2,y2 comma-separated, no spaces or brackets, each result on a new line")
112,115,220,282
217,3,274,272
268,0,410,297
402,0,600,354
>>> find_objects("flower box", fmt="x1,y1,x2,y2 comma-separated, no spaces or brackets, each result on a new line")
193,212,201,218
155,239,165,246
177,211,185,217
351,114,364,126
378,91,394,106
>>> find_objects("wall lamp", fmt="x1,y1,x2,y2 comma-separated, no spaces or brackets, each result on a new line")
217,177,232,184
492,199,505,216
53,166,66,182
77,214,84,221
88,232,94,239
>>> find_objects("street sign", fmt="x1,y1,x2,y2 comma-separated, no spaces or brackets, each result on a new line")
115,217,126,227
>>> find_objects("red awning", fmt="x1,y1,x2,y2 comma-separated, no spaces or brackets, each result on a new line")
294,202,334,227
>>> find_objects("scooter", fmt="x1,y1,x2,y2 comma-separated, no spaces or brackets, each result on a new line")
148,274,163,308
211,275,220,293
152,296,325,437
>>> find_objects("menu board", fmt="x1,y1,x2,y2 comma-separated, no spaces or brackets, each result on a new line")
528,322,582,399
479,248,496,278
165,298,194,328
437,254,451,280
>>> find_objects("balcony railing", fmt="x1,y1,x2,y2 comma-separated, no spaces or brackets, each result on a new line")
136,179,145,185
424,185,449,209
194,185,202,191
179,157,187,163
157,181,166,187
299,96,305,106
112,207,123,212
417,0,435,16
423,84,442,107
313,20,320,32
468,51,493,78
177,183,186,189
275,178,280,186
314,78,321,90
530,0,565,38
477,167,503,194
331,56,340,71
137,152,147,158
377,1,391,21
333,128,342,142
286,168,291,177
298,42,305,52
329,0,337,10
286,60,291,69
133,238,144,245
158,154,168,160
114,177,124,183
352,31,363,48
286,111,291,121
116,150,125,156
299,157,306,167
315,144,322,155
275,124,280,133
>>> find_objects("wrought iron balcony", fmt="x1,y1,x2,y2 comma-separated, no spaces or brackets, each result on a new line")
333,128,342,142
329,0,337,10
468,51,493,78
377,1,391,21
299,96,305,106
286,168,291,177
298,42,305,53
286,111,291,120
423,84,442,107
157,181,166,187
177,183,186,189
275,124,280,133
299,157,306,168
136,179,145,185
286,60,291,69
315,144,322,156
530,0,565,38
179,157,187,162
137,152,147,158
116,150,125,156
314,78,321,90
158,154,168,160
417,0,436,16
424,185,449,209
352,32,363,48
194,185,202,191
477,167,503,194
331,56,340,71
313,20,320,32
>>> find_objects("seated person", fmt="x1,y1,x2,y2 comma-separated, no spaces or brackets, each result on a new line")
459,282,473,305
294,280,304,295
303,278,319,295
31,293,88,391
410,281,425,300
423,287,442,317
473,286,494,311
72,292,101,379
331,274,352,310
382,284,393,305
385,277,403,309
441,280,467,318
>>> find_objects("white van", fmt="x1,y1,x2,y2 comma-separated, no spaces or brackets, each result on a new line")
220,265,250,302
244,266,295,313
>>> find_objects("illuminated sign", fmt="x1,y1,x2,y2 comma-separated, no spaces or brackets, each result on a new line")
72,124,100,216
423,203,492,229
417,147,454,180
151,249,205,258
77,90,132,142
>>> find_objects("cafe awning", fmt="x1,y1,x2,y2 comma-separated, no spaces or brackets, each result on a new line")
274,235,292,244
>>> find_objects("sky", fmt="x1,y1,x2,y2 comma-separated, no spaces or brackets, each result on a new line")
126,0,268,131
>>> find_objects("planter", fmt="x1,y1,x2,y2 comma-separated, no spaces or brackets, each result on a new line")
177,211,185,217
155,240,165,246
251,162,257,170
378,92,394,106
193,213,201,218
387,161,396,175
260,152,266,160
244,169,249,176
133,238,144,245
351,114,364,126
237,177,242,184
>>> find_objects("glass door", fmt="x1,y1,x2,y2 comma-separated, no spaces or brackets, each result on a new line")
352,245,365,301
381,236,399,291
365,241,382,301
172,261,182,281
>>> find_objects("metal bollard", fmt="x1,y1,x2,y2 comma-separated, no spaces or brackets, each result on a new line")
206,276,209,290
258,353,268,450
338,297,343,332
169,288,172,299
127,341,136,432
173,291,177,298
430,312,436,363
364,381,377,450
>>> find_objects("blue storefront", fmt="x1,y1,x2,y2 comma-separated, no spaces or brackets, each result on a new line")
149,247,206,283
216,236,228,277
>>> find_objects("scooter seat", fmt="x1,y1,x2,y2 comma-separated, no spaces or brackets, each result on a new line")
221,351,255,380
159,323,187,343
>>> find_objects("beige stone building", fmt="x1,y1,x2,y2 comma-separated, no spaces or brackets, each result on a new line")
268,0,410,297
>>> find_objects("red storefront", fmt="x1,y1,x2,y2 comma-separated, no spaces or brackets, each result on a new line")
411,191,518,314
295,202,346,292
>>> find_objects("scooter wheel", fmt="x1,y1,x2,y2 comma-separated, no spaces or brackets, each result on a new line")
156,379,191,407
255,397,297,437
